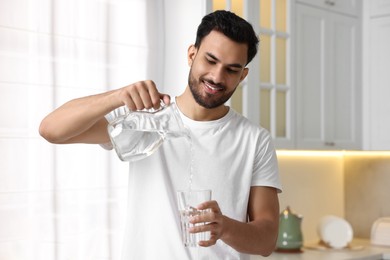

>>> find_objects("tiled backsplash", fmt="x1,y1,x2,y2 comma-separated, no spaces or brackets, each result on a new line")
344,154,390,238
277,151,390,243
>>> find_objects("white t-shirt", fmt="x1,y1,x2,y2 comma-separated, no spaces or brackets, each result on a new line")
105,106,282,260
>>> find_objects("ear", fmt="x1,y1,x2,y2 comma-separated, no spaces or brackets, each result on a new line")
187,44,197,66
239,67,249,82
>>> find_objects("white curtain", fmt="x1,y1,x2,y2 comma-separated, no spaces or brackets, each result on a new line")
0,0,164,259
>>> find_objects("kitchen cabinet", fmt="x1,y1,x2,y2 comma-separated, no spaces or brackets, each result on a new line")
369,0,390,17
295,3,361,150
362,1,390,150
296,0,360,16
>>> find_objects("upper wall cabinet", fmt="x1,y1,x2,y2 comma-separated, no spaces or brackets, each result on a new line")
205,0,390,151
368,0,390,17
295,2,362,150
362,0,390,150
296,0,360,16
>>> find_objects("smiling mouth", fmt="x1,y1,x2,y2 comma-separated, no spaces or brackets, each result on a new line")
203,80,224,94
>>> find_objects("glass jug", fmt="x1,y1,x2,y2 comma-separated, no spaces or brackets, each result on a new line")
107,102,189,162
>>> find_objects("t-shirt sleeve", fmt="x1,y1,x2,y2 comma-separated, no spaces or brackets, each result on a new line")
251,130,282,193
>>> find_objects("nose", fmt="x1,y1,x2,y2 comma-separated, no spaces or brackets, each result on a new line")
210,65,225,84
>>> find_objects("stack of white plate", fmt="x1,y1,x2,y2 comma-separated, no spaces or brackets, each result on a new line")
317,215,353,249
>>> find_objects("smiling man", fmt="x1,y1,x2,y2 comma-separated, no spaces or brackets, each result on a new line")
182,30,248,119
39,10,282,260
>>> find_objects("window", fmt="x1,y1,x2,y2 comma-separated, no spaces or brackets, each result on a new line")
207,0,291,143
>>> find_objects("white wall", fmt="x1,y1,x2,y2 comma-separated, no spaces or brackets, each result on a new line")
162,0,206,97
0,0,162,259
344,153,390,238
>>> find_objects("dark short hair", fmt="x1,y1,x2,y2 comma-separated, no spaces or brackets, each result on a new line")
195,10,259,65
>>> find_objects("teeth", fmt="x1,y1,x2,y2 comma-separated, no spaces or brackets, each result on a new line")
205,82,220,91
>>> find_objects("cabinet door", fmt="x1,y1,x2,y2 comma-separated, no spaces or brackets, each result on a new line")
327,12,361,149
296,5,327,149
367,17,390,150
296,4,360,149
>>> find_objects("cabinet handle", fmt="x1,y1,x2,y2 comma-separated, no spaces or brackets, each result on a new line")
325,0,335,6
324,142,335,146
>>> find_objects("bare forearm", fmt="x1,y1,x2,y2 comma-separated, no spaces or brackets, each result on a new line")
39,90,120,144
39,81,170,144
220,216,278,256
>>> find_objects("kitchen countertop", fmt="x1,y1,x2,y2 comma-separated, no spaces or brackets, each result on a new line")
251,239,390,260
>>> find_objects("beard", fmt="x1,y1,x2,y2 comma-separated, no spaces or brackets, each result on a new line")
188,67,236,109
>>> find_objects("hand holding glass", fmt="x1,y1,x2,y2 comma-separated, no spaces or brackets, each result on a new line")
177,190,212,247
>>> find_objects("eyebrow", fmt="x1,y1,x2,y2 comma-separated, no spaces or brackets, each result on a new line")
206,52,244,69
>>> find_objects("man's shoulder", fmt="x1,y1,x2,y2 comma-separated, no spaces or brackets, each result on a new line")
228,109,269,134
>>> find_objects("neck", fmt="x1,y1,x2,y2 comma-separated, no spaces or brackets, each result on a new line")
176,86,229,121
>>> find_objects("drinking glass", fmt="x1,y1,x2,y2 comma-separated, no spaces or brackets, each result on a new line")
177,190,212,247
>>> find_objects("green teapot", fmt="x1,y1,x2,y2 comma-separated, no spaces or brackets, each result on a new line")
276,206,303,252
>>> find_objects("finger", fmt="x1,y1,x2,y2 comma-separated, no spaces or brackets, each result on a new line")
142,80,161,109
118,83,146,110
128,90,144,110
189,223,209,233
199,237,218,247
189,221,220,237
160,94,171,106
197,200,220,212
136,83,154,109
121,95,136,111
141,81,171,109
121,81,157,110
198,239,217,247
189,209,212,224
198,233,219,247
189,224,220,247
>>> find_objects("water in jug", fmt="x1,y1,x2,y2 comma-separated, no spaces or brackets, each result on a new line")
107,102,189,162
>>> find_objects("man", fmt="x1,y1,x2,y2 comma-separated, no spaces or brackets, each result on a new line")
40,10,282,259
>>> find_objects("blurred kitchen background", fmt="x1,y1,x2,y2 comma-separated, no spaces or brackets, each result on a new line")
1,0,390,259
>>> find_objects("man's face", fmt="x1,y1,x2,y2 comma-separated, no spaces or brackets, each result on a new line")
187,30,249,109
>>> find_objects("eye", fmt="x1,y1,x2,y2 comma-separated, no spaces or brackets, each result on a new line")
227,68,239,74
206,58,216,64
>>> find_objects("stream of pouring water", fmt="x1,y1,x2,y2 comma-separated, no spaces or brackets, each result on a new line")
188,134,194,192
189,134,202,260
179,132,211,259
